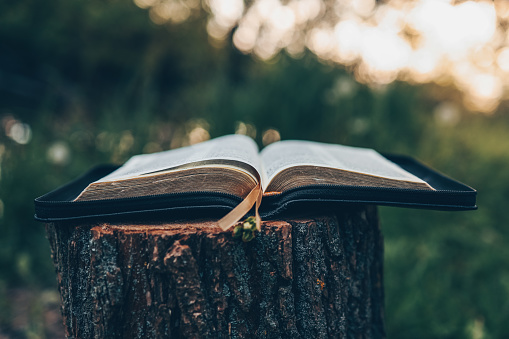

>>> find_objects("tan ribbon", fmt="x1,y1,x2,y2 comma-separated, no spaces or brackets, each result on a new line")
217,183,262,231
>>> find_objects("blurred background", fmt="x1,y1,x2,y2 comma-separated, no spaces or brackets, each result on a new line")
1,0,509,337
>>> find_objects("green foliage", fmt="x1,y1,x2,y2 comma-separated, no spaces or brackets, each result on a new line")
1,0,508,337
233,216,258,242
382,113,509,338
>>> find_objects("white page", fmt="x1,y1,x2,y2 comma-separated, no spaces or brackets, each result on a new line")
97,135,261,183
260,140,426,190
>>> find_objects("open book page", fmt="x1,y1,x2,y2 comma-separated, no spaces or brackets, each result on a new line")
97,135,262,183
260,140,427,191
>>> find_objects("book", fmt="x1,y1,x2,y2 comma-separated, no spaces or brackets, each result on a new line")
34,135,477,226
74,135,433,201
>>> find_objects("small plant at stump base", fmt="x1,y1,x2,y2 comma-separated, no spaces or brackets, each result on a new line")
232,216,257,242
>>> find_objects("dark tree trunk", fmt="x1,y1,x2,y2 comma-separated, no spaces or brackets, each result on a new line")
46,205,384,338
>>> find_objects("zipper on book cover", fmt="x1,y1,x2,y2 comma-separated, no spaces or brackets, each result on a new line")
35,191,244,220
259,183,476,214
261,184,475,200
37,190,243,204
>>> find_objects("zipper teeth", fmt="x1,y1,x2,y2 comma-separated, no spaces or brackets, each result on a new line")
39,182,473,206
38,190,242,205
263,183,474,200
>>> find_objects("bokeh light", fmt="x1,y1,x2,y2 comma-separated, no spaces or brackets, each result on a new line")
262,128,281,145
2,115,32,145
47,141,71,166
235,121,257,139
135,0,509,113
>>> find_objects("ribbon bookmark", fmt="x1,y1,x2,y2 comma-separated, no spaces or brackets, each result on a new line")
217,183,262,231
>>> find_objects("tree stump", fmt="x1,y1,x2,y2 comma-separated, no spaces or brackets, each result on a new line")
46,205,384,338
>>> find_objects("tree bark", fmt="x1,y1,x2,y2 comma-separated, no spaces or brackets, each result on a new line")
46,205,384,338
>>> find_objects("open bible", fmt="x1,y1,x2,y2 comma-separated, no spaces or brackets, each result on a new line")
74,135,432,202
34,135,477,224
